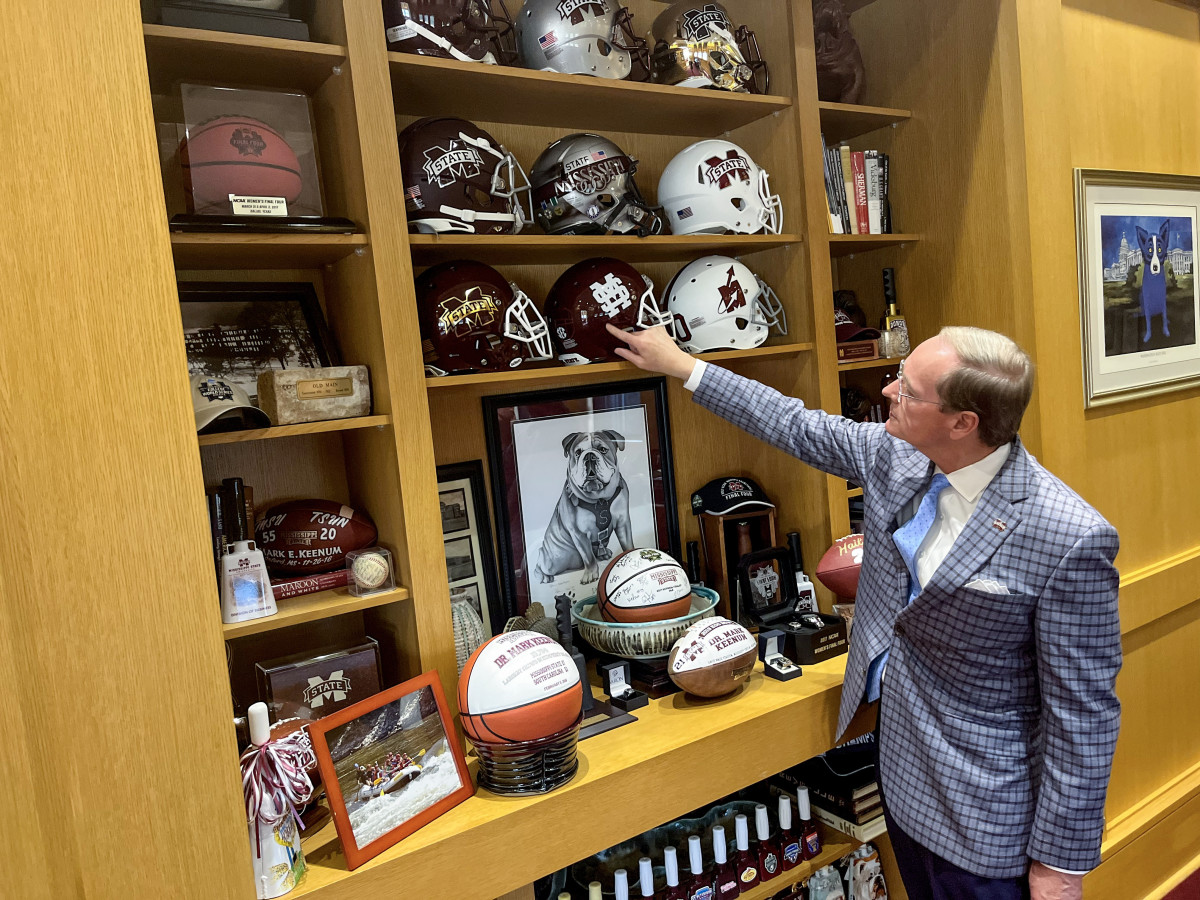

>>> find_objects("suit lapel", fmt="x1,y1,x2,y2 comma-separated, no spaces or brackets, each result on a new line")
884,450,935,528
905,439,1032,609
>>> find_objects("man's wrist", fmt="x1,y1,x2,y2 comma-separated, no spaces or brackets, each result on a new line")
682,359,706,391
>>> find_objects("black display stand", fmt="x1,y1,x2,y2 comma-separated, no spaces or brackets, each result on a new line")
554,593,636,741
170,214,358,234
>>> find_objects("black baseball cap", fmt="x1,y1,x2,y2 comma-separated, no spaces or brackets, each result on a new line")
691,477,775,515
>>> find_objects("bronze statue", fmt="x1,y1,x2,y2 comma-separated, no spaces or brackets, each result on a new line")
814,0,866,104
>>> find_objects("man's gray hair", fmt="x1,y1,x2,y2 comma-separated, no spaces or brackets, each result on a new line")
935,326,1034,447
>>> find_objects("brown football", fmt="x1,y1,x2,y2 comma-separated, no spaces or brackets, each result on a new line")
668,617,758,698
254,499,377,575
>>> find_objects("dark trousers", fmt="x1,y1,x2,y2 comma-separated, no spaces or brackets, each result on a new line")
875,700,1031,900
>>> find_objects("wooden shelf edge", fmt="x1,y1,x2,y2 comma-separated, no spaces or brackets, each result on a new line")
142,22,346,58
828,234,921,258
735,834,861,900
818,101,912,142
425,343,814,390
836,355,904,372
169,233,368,268
222,585,410,640
288,658,850,899
197,415,391,446
847,487,864,498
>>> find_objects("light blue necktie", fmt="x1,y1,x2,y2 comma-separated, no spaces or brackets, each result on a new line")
864,473,951,702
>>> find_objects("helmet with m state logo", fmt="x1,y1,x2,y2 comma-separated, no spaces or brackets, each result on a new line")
664,255,786,352
416,260,552,375
398,116,532,235
649,1,768,94
657,138,782,235
530,133,662,237
515,0,650,81
382,0,519,65
543,257,669,365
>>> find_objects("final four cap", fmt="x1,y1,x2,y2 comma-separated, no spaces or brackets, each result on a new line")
190,374,271,434
691,476,775,515
834,308,881,342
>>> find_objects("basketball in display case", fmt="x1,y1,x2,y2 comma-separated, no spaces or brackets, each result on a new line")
175,84,327,221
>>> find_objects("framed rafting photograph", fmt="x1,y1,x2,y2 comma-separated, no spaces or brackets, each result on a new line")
178,281,338,405
1075,169,1200,406
306,671,472,871
437,460,504,637
483,378,680,618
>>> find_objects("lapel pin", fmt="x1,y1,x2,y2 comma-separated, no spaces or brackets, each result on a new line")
993,519,1007,531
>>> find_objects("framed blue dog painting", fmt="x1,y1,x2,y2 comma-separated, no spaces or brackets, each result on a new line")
483,379,680,617
1076,169,1200,406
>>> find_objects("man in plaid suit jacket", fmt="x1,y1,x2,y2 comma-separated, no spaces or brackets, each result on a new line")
609,324,1122,900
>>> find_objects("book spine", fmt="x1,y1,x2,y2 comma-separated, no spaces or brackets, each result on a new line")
839,145,858,234
831,149,850,233
270,568,351,600
881,153,891,233
206,488,226,580
851,151,869,235
808,783,879,817
865,150,881,234
820,136,844,234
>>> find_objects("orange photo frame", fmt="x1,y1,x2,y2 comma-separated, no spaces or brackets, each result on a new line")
307,671,473,870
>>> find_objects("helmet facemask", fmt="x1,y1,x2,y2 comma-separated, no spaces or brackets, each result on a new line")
503,285,553,361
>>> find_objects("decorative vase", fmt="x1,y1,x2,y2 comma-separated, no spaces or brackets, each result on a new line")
451,596,487,673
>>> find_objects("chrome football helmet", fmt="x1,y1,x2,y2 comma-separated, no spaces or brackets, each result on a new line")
530,133,662,236
649,1,768,93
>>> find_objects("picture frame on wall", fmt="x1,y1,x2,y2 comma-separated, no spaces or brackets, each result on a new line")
436,460,504,637
178,281,338,405
306,671,473,871
483,378,679,619
1075,169,1200,406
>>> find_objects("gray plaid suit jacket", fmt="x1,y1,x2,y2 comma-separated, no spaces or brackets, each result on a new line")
694,365,1122,878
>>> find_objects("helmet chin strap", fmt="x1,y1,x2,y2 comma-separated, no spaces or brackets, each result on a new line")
403,18,498,64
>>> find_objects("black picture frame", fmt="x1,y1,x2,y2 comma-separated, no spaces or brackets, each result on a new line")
483,378,679,619
178,280,339,405
436,460,505,637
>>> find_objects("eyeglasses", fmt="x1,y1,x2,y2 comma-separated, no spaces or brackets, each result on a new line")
895,359,942,407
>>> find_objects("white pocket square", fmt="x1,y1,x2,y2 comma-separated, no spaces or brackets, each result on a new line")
965,578,1010,595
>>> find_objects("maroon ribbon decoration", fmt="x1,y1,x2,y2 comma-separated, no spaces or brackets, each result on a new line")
239,730,316,854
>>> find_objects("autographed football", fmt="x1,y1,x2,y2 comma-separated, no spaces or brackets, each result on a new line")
667,617,757,698
255,499,377,575
597,548,692,624
816,533,864,598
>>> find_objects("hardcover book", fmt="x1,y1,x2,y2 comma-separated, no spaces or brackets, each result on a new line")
839,144,858,234
851,151,869,236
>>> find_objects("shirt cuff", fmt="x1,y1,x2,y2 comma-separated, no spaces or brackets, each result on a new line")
1040,863,1089,876
683,359,707,392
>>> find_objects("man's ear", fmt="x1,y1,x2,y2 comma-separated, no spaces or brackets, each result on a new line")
948,409,980,441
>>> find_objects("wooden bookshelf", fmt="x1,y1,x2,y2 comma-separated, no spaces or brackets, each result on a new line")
197,415,391,446
407,234,802,267
221,585,410,640
142,23,345,93
388,52,792,136
425,344,814,391
169,233,368,268
819,101,913,144
828,233,921,257
837,356,903,372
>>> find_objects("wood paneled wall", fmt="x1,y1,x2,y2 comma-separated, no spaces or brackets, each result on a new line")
0,3,250,897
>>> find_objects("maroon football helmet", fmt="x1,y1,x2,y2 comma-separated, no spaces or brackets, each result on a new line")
417,260,552,375
398,117,531,235
382,0,518,65
543,258,669,365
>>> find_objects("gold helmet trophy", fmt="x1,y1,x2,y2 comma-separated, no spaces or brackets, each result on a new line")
649,1,768,94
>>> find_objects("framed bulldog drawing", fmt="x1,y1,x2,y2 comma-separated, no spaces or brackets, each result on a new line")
483,379,680,617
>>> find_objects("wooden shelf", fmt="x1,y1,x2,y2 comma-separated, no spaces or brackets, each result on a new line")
845,0,885,11
837,356,903,372
388,53,792,135
848,486,864,498
169,233,368,269
197,415,391,446
734,831,860,900
222,585,409,640
290,656,850,899
819,101,912,144
142,24,346,93
425,343,814,390
828,234,920,257
407,233,802,267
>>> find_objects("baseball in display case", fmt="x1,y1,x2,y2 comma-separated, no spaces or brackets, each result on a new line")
169,84,353,232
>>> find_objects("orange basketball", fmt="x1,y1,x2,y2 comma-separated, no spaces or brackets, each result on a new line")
596,548,693,623
457,632,582,744
179,115,304,210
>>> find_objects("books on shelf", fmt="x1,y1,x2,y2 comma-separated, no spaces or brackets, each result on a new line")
271,568,350,600
812,805,888,843
822,134,893,235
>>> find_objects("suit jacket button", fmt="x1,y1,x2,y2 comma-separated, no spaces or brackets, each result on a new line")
859,667,866,676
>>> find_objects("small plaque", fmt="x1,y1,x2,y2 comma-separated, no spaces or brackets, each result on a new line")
296,377,354,400
231,195,288,217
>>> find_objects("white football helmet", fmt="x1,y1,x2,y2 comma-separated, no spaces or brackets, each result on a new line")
515,0,649,80
657,139,782,235
665,255,786,351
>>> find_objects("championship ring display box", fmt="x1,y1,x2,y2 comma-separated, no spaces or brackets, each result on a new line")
256,639,382,723
736,546,849,665
757,629,802,682
598,659,648,711
168,84,354,232
257,365,371,426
